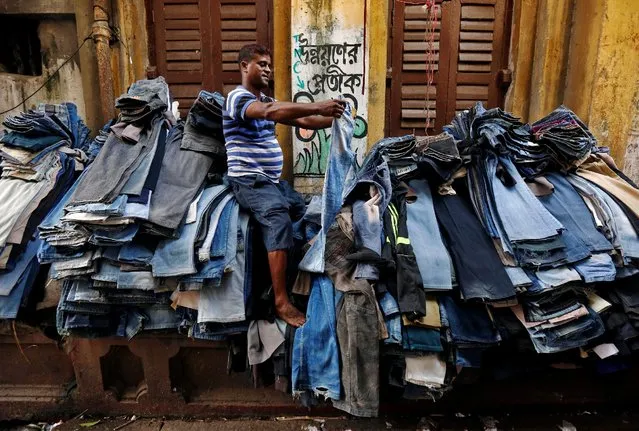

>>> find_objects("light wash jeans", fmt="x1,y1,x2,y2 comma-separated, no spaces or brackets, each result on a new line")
292,274,343,400
406,179,452,290
299,101,355,273
152,185,229,276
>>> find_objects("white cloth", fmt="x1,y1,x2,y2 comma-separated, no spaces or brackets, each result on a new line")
404,354,446,387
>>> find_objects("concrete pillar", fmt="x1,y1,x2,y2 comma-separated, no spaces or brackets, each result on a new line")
112,0,150,98
92,0,116,122
365,0,389,149
504,0,538,120
74,0,102,134
273,0,293,183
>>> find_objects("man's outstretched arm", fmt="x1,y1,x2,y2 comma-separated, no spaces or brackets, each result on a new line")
244,99,345,128
277,115,334,130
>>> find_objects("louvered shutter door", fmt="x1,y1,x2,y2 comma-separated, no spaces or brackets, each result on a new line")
390,2,445,135
153,0,216,112
448,0,509,120
219,1,270,95
389,0,510,136
151,0,271,113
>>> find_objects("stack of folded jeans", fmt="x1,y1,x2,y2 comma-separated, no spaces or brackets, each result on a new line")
532,105,597,169
36,102,93,153
439,296,502,366
115,76,170,124
414,134,462,183
51,181,256,339
446,102,553,178
0,103,92,319
513,267,605,354
468,153,571,267
182,90,226,175
36,78,267,340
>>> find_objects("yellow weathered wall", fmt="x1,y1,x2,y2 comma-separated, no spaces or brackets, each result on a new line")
111,0,150,100
585,0,639,166
507,0,639,180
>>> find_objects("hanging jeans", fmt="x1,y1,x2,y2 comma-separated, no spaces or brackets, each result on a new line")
299,101,355,273
292,274,343,401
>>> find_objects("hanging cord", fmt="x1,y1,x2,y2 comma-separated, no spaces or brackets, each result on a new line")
0,34,93,116
423,0,438,135
12,321,31,364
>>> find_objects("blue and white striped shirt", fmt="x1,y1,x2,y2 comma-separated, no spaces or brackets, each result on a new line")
223,86,283,181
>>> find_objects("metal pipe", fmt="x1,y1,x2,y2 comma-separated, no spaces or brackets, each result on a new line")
92,0,115,121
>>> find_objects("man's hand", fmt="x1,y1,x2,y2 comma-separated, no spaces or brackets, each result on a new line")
314,99,346,118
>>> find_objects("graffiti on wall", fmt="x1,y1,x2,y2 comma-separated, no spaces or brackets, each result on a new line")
292,31,368,177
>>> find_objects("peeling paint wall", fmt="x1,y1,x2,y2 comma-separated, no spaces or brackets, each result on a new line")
0,17,86,125
624,98,639,184
291,0,370,194
506,0,639,172
111,0,150,98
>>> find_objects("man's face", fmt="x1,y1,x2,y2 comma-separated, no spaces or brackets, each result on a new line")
241,54,272,89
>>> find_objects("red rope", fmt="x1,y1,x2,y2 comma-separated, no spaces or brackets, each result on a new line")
423,0,438,134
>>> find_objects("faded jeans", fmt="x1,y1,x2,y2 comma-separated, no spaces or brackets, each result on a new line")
299,101,355,273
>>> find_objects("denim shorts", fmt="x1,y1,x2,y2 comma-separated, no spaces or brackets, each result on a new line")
228,174,294,251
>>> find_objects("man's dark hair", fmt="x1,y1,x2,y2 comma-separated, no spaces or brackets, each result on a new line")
238,44,271,64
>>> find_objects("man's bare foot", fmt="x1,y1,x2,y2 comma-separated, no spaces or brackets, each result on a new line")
276,300,306,327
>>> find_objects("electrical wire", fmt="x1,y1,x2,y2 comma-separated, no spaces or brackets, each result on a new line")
0,34,93,116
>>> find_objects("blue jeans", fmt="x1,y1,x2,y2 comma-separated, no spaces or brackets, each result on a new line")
292,274,343,400
488,155,563,243
573,253,616,283
0,234,41,296
527,307,604,354
0,238,40,318
198,212,250,323
152,185,229,276
299,101,355,273
66,195,128,216
439,295,501,347
379,291,402,345
543,173,614,253
118,242,154,265
198,194,235,261
406,179,453,290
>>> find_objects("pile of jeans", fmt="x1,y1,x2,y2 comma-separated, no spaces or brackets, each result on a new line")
5,89,638,415
287,101,639,417
0,103,91,319
445,102,597,179
34,79,259,340
182,90,226,176
532,105,597,169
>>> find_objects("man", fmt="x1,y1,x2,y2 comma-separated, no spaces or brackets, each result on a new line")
223,44,345,327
